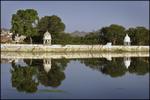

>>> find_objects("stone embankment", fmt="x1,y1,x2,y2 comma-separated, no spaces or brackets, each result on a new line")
1,44,149,52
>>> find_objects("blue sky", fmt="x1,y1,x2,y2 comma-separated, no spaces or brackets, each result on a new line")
1,1,149,32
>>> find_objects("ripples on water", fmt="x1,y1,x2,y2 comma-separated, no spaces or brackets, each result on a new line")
1,53,149,99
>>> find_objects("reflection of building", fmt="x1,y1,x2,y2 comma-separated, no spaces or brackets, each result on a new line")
124,34,131,46
43,31,51,45
14,59,27,66
124,57,131,69
43,59,51,73
105,54,112,61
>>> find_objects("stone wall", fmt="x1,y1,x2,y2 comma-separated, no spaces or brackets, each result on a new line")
1,44,149,52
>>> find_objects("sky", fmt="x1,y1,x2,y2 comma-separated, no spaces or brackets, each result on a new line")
1,1,149,32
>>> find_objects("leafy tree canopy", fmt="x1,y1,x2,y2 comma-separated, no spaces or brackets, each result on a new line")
11,9,39,43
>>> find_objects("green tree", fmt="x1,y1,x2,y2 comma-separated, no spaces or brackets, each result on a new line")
100,24,126,45
11,9,39,43
126,27,149,45
125,28,137,45
37,15,65,44
83,32,99,44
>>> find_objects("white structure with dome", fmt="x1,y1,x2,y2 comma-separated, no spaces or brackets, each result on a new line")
124,34,131,46
43,30,51,45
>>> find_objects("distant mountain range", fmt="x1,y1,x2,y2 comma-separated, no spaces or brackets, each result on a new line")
70,31,89,37
1,28,90,37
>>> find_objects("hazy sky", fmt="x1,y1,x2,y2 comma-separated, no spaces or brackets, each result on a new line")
1,1,149,32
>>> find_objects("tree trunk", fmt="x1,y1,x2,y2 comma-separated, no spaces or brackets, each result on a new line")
30,37,32,44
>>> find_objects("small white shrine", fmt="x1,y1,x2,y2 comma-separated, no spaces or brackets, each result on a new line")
124,34,131,46
43,59,51,73
43,31,51,45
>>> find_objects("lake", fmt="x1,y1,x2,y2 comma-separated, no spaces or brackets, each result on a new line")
1,52,149,99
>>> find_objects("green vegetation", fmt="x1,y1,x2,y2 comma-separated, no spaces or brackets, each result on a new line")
10,57,149,93
11,9,39,44
10,9,149,45
36,15,65,44
126,27,149,45
100,24,126,45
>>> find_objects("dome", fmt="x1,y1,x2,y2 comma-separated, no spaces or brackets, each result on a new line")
124,34,130,42
44,31,51,40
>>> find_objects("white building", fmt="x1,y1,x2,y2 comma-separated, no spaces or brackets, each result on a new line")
124,34,131,46
43,31,51,45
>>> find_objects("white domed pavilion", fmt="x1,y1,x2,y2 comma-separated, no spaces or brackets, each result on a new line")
43,30,51,45
124,34,131,46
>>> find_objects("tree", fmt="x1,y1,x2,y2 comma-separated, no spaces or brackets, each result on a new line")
11,9,39,44
100,24,126,45
83,32,99,44
126,27,149,45
125,28,137,45
37,15,65,44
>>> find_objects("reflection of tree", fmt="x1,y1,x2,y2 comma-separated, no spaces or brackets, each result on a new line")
11,60,38,93
81,58,127,77
37,59,68,87
11,58,69,93
101,58,127,77
80,57,149,77
128,57,149,75
24,58,69,87
80,58,108,71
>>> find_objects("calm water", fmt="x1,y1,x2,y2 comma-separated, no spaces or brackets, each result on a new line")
1,56,149,99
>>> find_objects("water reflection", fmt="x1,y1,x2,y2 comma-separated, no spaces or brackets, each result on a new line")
11,60,39,93
124,57,131,69
1,56,149,93
9,58,69,93
81,57,149,77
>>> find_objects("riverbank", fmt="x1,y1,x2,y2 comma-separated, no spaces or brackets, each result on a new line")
1,44,149,52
